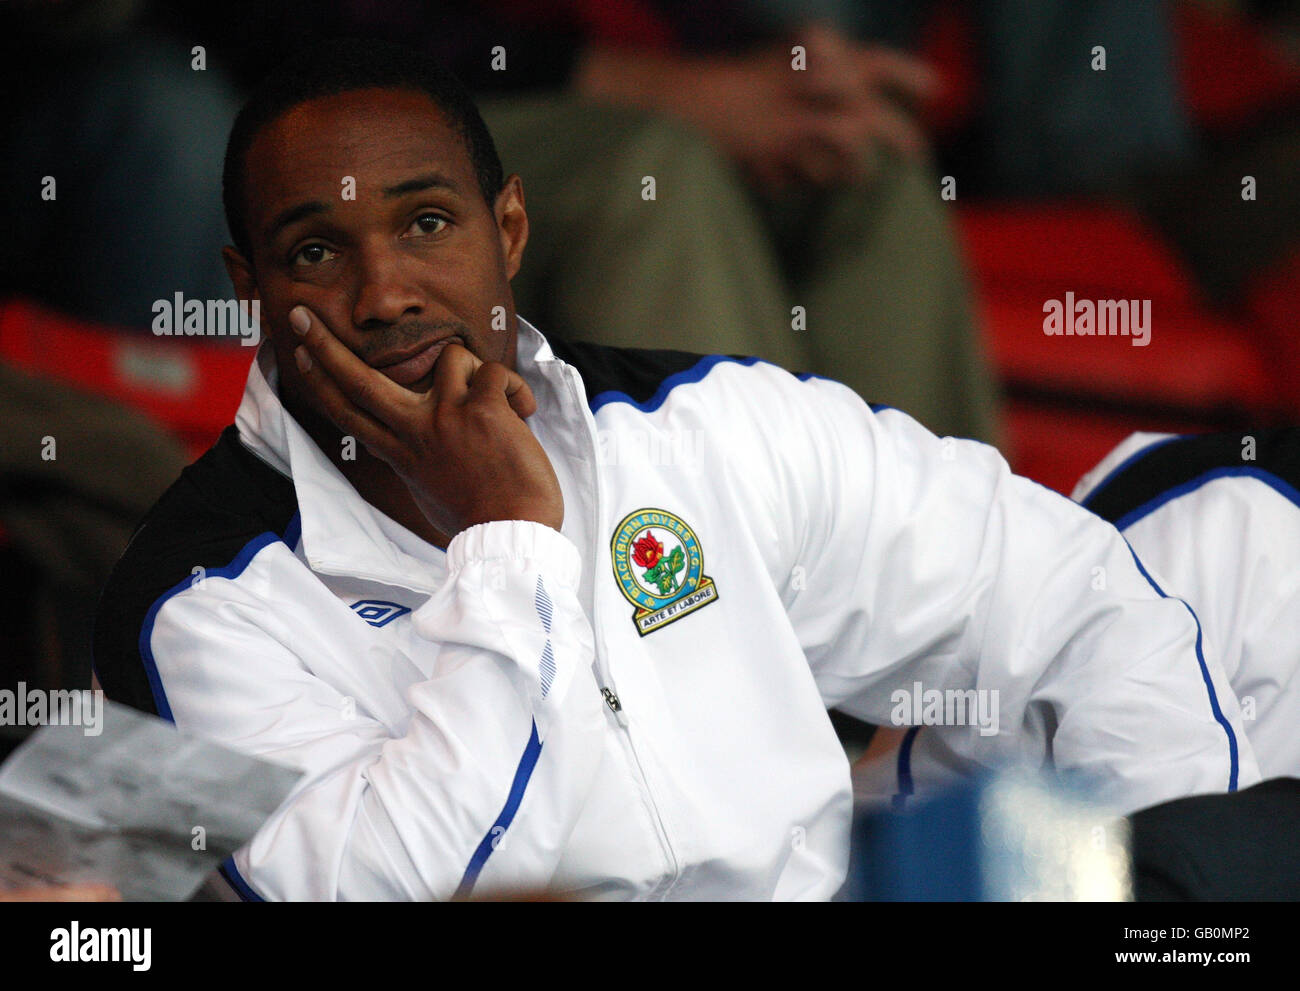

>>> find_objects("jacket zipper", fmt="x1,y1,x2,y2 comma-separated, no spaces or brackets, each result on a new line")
601,687,629,726
598,684,681,895
560,365,681,893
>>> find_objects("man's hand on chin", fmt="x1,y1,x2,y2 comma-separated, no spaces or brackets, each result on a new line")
286,304,564,539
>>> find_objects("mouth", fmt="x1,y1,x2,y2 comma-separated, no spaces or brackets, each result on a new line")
370,335,464,387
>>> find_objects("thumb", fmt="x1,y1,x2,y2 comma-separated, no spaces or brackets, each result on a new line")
503,369,538,418
467,360,539,418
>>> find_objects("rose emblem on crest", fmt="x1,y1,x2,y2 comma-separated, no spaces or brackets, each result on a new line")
631,530,686,596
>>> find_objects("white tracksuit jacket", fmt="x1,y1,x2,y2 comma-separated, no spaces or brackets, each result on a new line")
93,318,1259,901
1073,430,1300,780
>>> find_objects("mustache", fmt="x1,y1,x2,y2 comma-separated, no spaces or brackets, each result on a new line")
357,319,474,364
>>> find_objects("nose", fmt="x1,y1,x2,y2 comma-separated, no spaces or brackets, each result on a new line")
350,239,426,328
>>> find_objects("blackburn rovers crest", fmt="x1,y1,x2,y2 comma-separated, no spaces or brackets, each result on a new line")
611,508,719,636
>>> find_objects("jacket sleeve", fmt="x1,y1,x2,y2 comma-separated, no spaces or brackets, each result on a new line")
716,363,1260,816
142,520,606,900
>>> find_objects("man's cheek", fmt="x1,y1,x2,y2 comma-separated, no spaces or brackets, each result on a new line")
251,295,298,345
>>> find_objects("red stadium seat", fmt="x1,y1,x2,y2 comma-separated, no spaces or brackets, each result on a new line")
1245,245,1300,396
0,297,254,459
956,205,1291,492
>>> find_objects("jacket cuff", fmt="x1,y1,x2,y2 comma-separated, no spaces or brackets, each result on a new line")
445,521,581,587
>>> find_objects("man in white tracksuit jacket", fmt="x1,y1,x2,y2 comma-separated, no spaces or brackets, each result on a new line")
1074,429,1300,781
94,39,1257,901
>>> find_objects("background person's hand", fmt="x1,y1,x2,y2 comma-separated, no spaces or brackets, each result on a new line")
781,23,935,185
289,306,564,539
574,22,937,191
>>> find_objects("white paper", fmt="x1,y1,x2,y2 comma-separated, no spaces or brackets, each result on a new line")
0,700,301,900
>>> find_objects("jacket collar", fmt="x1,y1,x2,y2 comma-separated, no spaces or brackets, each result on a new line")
234,317,565,593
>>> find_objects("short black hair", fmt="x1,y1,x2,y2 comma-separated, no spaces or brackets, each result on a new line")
222,37,504,260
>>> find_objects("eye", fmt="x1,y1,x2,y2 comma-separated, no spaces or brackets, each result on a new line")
291,243,338,267
405,212,449,237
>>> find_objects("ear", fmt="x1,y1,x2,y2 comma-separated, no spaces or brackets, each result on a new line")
223,244,263,309
222,246,260,306
494,175,529,281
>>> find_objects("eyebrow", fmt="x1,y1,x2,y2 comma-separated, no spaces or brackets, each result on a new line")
383,173,462,198
266,201,330,243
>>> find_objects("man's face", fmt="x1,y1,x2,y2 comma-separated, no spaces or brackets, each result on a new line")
225,87,527,414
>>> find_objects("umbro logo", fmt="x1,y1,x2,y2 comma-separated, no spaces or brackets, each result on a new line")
350,600,411,628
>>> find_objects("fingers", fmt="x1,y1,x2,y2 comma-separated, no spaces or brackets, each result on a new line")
861,97,928,161
288,306,406,463
789,26,861,109
295,346,405,463
858,47,940,106
428,343,535,418
466,360,538,419
804,110,878,183
789,92,925,186
502,369,537,419
430,340,483,404
290,305,416,426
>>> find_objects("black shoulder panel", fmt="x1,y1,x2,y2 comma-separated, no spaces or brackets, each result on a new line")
546,336,721,406
92,426,299,716
1082,427,1300,525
